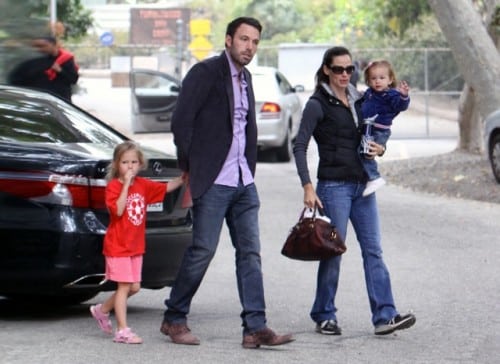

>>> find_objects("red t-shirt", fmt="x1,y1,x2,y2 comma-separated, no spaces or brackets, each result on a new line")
103,177,167,257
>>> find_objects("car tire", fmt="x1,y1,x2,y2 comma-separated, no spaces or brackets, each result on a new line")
489,132,500,183
275,127,292,162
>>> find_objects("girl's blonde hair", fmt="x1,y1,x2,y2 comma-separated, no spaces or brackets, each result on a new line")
106,141,147,181
363,60,397,88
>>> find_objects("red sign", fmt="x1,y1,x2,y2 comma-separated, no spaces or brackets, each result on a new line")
130,8,190,45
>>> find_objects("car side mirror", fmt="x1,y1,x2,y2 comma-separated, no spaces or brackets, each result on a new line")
293,85,305,93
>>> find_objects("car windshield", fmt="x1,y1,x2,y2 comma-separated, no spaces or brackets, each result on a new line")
0,89,125,146
251,73,278,100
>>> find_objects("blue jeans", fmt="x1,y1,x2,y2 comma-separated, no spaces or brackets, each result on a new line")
312,180,398,326
362,128,391,181
164,182,267,334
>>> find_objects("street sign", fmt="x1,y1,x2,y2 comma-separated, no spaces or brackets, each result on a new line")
188,19,212,60
99,31,114,46
129,8,190,45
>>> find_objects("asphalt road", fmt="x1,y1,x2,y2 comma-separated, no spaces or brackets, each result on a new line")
1,76,498,363
1,160,499,364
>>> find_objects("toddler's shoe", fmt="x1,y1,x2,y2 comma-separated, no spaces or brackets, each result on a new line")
363,177,386,197
113,327,143,344
90,304,112,334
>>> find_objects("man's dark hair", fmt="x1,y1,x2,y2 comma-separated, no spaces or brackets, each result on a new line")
315,46,352,90
36,36,57,44
225,17,262,38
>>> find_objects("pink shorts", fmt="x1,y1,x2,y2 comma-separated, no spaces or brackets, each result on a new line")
105,255,143,283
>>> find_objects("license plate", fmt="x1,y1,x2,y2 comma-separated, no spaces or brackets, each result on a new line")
147,202,163,212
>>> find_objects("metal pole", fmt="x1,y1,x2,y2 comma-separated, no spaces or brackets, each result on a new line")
424,48,430,137
175,19,184,80
50,0,57,33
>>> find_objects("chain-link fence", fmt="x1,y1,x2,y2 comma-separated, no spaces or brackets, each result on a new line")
69,44,462,137
351,47,462,137
69,44,463,92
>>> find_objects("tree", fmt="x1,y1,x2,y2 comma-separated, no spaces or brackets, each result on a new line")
241,0,307,41
27,0,93,40
377,0,431,38
453,1,500,152
428,0,500,153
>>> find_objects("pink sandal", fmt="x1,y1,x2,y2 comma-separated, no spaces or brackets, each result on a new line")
90,304,112,334
113,327,143,344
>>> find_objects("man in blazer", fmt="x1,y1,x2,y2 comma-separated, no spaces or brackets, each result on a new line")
161,16,294,349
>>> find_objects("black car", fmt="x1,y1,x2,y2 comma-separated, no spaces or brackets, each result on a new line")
0,85,192,304
484,109,500,183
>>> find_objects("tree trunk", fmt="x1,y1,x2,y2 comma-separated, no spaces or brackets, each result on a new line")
428,0,500,153
455,0,499,153
457,86,482,153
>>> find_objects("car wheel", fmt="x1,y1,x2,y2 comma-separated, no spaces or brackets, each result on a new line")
275,127,292,162
489,132,500,183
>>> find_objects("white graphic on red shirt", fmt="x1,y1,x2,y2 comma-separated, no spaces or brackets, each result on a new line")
126,192,145,226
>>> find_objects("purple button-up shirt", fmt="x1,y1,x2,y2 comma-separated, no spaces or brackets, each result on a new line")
214,51,254,187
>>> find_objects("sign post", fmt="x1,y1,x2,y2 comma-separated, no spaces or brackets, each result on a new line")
175,19,183,79
50,0,57,30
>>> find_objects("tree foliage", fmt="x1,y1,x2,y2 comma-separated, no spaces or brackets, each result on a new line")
189,0,433,47
240,0,297,40
372,0,431,38
26,0,94,40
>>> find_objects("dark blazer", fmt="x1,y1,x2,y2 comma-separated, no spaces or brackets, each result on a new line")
8,52,79,102
171,52,258,199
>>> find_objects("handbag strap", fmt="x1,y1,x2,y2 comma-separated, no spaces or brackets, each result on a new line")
301,205,320,220
316,205,326,217
301,204,328,221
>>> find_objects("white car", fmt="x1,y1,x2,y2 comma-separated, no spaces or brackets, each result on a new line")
484,109,500,183
129,66,304,162
250,66,304,162
129,69,181,133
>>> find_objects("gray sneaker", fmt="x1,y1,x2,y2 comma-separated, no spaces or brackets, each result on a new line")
374,313,416,335
315,320,342,335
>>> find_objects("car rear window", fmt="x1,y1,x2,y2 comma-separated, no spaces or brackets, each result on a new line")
251,73,278,100
0,90,124,146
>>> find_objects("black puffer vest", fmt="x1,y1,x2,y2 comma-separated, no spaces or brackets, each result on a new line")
311,87,367,182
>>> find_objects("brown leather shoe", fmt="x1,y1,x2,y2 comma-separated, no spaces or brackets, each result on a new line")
160,321,200,345
242,327,294,349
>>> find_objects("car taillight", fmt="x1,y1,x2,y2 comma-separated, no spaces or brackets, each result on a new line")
260,102,281,113
0,172,107,209
89,178,107,209
48,175,107,209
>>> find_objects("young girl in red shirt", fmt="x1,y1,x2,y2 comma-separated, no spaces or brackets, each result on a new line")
90,141,184,344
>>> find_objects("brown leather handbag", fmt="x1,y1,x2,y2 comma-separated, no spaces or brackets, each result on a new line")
281,207,346,261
